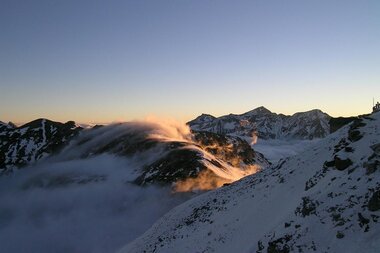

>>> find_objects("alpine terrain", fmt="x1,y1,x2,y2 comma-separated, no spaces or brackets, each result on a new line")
0,118,268,252
189,106,339,140
120,111,380,253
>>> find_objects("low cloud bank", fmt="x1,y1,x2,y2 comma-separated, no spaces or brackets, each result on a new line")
0,155,191,253
253,139,321,162
0,119,266,252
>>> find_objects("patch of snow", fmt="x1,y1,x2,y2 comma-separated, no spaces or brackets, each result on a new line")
19,127,29,135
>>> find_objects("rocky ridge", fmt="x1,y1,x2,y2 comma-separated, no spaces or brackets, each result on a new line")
0,119,82,173
188,107,336,140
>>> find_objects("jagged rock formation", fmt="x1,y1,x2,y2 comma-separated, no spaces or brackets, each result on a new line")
188,106,332,140
120,112,380,253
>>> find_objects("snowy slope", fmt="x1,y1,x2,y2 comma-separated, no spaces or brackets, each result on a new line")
188,107,331,140
120,112,380,253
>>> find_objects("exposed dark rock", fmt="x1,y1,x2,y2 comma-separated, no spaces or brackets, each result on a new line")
329,117,357,133
267,235,292,253
324,156,353,171
358,213,370,230
324,160,336,168
368,190,380,212
134,149,207,185
348,119,366,142
295,197,318,217
364,144,380,175
334,157,353,171
364,160,380,175
336,231,344,239
371,143,380,155
344,147,354,152
257,240,265,251
348,130,363,142
333,138,350,154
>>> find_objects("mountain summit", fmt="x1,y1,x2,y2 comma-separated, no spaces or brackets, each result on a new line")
188,107,331,140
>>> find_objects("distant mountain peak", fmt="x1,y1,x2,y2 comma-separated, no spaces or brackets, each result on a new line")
0,121,16,129
0,118,82,171
7,122,17,128
244,106,273,116
254,105,271,112
189,114,217,124
293,108,327,115
188,107,332,140
199,113,215,118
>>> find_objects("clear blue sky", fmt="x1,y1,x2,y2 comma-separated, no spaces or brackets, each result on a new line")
1,0,379,124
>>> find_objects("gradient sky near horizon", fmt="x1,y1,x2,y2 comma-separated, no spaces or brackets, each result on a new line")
1,0,379,124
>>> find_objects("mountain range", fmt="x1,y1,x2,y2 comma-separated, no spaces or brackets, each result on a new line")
0,119,269,190
1,106,355,174
188,106,356,140
1,108,375,253
0,119,82,172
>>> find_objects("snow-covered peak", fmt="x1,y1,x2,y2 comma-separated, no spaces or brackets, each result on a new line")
242,106,273,116
0,121,16,129
0,118,83,172
191,114,217,123
188,107,332,140
7,122,17,128
292,109,330,119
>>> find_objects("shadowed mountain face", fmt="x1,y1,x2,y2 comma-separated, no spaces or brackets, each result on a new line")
0,120,269,190
0,119,82,172
329,116,360,133
188,107,333,140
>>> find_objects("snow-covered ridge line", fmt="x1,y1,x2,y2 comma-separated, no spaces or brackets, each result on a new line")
188,106,358,140
0,118,82,172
